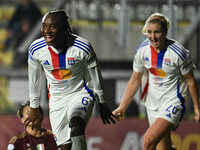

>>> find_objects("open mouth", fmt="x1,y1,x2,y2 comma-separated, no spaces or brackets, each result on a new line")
45,35,53,44
151,40,158,46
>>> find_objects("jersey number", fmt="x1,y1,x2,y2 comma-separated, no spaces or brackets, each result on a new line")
78,97,89,112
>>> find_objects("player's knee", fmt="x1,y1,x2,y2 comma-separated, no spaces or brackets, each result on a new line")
70,116,86,137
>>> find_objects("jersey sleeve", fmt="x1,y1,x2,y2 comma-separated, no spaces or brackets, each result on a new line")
178,48,194,75
133,47,146,72
84,43,106,103
28,46,42,108
85,44,97,68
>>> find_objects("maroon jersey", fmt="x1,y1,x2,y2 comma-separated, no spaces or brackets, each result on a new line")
7,129,58,150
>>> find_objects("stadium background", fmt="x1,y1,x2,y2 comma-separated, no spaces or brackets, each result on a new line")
0,0,200,149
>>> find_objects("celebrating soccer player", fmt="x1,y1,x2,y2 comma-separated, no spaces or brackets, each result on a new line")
25,9,116,150
113,13,200,150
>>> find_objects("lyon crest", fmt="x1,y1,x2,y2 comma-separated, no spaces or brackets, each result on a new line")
68,57,75,65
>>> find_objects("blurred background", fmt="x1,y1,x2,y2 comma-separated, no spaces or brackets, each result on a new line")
0,0,200,150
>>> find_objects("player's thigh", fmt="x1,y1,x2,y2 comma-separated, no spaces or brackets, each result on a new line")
147,102,185,130
156,129,172,150
68,93,94,124
159,102,185,130
144,118,172,146
49,105,71,146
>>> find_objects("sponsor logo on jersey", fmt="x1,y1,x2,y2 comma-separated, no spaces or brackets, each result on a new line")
164,58,171,65
149,68,166,78
52,69,72,80
68,57,75,65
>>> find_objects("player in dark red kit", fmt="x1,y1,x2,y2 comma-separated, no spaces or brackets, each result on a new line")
7,101,58,150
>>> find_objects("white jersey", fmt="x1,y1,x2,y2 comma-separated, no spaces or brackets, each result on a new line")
134,38,194,110
28,34,101,109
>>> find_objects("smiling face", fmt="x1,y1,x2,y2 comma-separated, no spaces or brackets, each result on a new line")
41,14,66,48
146,21,167,51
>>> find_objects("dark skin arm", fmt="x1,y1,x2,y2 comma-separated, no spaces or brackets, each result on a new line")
24,107,43,129
87,65,116,124
99,102,116,124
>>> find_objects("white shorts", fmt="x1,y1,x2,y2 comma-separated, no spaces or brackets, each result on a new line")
146,101,186,130
49,92,94,146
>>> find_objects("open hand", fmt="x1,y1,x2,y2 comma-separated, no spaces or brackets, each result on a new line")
24,107,43,129
99,103,116,124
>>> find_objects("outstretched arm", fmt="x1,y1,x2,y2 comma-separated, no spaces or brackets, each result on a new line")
183,70,200,123
88,66,116,124
113,71,143,120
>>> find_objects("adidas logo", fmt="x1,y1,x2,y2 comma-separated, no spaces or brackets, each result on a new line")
43,60,50,65
78,107,87,112
165,113,171,118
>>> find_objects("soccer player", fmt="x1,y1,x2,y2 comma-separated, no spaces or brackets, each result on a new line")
113,13,200,150
25,9,116,150
7,101,58,150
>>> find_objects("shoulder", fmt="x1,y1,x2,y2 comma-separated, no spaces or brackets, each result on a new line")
9,136,18,144
167,39,189,61
42,129,54,137
29,37,48,55
42,129,56,141
46,129,54,135
134,39,150,59
9,131,27,144
72,34,92,55
73,34,90,45
136,39,150,54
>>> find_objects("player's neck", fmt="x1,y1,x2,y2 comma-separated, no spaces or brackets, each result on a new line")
53,34,71,49
155,39,167,52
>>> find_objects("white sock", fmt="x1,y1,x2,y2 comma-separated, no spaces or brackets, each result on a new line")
71,135,87,150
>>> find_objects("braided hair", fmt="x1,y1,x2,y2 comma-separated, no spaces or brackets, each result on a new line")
42,9,73,36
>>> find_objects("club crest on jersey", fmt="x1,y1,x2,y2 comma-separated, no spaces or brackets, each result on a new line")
164,58,171,65
68,57,75,65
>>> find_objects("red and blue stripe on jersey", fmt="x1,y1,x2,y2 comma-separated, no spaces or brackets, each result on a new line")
48,47,66,70
149,45,167,78
48,47,72,80
150,45,166,69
